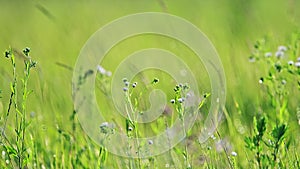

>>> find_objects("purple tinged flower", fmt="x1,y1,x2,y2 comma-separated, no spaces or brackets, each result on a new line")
97,65,106,74
265,52,272,57
275,51,284,58
278,45,287,52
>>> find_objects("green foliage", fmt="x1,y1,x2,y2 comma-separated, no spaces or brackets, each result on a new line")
244,33,300,168
1,47,37,169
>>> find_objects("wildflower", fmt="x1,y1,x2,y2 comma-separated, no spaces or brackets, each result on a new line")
186,93,191,98
259,77,264,84
281,80,286,85
128,126,133,131
97,65,106,75
231,151,237,156
148,140,153,145
99,122,114,134
178,98,184,103
122,78,128,82
106,71,112,77
100,122,109,128
288,60,294,66
297,57,300,62
264,52,272,57
123,87,128,92
124,81,129,87
295,62,300,68
275,51,284,58
170,99,175,104
132,82,137,88
278,45,287,52
2,151,5,157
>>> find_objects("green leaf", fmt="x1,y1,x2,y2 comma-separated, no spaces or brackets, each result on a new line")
271,124,287,142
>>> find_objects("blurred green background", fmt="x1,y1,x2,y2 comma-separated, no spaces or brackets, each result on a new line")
0,0,300,168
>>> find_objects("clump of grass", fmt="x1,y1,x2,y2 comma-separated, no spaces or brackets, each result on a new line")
1,47,37,168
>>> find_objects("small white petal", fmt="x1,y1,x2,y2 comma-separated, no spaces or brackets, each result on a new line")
106,71,112,77
265,52,272,57
231,151,237,156
278,45,287,52
288,61,294,65
97,65,106,74
275,51,284,58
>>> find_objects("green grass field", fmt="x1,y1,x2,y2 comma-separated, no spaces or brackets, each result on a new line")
1,1,300,168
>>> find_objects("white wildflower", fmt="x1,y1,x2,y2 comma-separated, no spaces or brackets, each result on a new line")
275,51,284,58
278,45,287,52
148,140,153,145
265,52,272,57
231,151,237,156
97,65,106,75
105,71,112,77
288,61,294,66
178,98,184,103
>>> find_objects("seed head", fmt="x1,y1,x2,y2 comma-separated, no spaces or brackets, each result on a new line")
23,47,30,56
4,50,11,58
122,78,128,83
152,78,159,84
